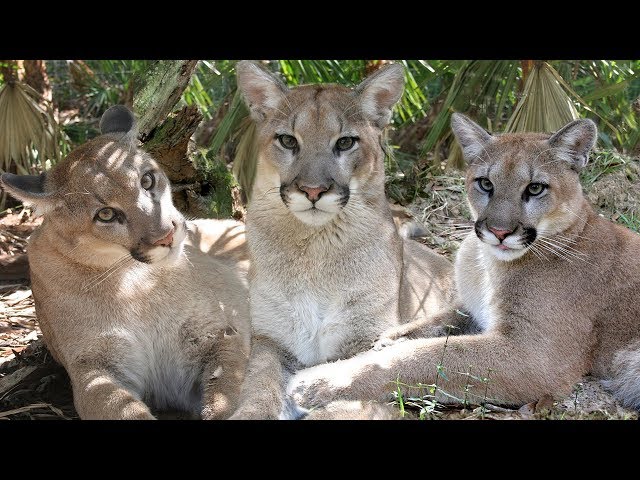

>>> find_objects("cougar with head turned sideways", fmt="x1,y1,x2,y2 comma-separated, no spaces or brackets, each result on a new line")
287,114,640,413
0,106,250,419
231,61,454,419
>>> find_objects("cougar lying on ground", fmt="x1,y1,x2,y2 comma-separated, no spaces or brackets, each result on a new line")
287,114,640,412
231,61,454,419
0,106,250,419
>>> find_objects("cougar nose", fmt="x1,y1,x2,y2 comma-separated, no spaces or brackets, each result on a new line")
298,184,329,202
488,227,513,241
153,227,175,247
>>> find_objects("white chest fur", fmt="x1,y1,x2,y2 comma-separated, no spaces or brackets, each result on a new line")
106,321,201,413
455,238,498,332
252,293,347,367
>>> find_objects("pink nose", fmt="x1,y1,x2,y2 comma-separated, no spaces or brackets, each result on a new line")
153,228,174,247
299,185,329,202
488,227,513,241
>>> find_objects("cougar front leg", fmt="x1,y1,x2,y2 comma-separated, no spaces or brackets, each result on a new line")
289,333,579,410
374,307,481,349
69,363,154,420
201,327,250,420
229,336,298,420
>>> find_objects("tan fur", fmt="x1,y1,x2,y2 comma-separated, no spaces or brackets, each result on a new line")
1,122,250,419
231,62,453,419
287,115,640,413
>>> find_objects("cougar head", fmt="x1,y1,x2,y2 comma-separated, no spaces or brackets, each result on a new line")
0,105,187,268
236,61,404,227
451,113,597,261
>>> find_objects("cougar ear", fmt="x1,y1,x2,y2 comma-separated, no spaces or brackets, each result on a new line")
0,172,57,216
354,63,405,129
548,118,597,170
100,105,137,135
450,113,494,164
236,61,289,122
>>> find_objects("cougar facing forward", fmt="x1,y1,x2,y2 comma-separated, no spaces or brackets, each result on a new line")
287,114,640,413
0,106,250,419
231,61,454,419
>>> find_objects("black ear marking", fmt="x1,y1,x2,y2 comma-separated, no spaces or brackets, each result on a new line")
0,173,46,197
0,172,55,215
100,105,136,135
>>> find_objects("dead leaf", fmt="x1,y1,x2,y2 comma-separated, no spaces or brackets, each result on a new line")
535,394,555,413
23,331,38,343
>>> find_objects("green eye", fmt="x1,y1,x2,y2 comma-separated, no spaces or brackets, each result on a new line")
96,208,116,223
527,183,546,196
336,137,357,151
141,172,155,190
278,134,298,150
477,178,493,193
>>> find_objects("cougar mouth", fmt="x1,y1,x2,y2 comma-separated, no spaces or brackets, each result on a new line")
130,220,188,265
280,183,350,227
475,220,537,261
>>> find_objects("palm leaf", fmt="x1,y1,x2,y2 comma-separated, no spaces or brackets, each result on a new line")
0,81,59,173
505,62,579,134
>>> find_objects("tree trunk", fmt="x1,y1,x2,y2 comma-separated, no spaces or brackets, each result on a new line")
143,105,201,184
132,60,199,141
23,60,51,104
519,60,535,93
131,60,207,216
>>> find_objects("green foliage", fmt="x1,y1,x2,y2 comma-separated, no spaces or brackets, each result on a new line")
580,149,629,187
617,212,640,233
554,60,640,152
192,148,237,218
182,60,238,120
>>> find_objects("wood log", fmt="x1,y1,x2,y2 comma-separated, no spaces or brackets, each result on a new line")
0,254,29,282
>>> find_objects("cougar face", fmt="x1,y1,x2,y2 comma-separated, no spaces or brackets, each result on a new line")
1,106,187,268
237,62,405,227
451,113,596,261
54,137,187,266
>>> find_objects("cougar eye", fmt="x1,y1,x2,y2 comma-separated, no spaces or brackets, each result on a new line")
141,172,155,190
336,137,357,151
527,183,546,196
278,134,298,150
477,178,493,193
96,208,117,223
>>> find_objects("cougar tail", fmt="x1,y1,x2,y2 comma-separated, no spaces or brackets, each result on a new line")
389,203,428,239
601,343,640,410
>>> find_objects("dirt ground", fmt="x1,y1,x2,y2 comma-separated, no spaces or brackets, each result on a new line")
1,155,639,420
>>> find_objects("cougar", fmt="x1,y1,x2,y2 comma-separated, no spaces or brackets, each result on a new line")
286,114,640,413
0,106,250,419
231,61,454,419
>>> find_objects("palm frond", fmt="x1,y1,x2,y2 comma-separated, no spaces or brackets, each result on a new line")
0,81,59,174
505,61,579,134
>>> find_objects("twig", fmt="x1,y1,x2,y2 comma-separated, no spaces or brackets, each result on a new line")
484,403,516,413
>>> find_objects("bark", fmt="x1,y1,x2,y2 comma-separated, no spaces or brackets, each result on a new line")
143,105,201,184
132,60,199,141
132,60,207,217
23,60,51,103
